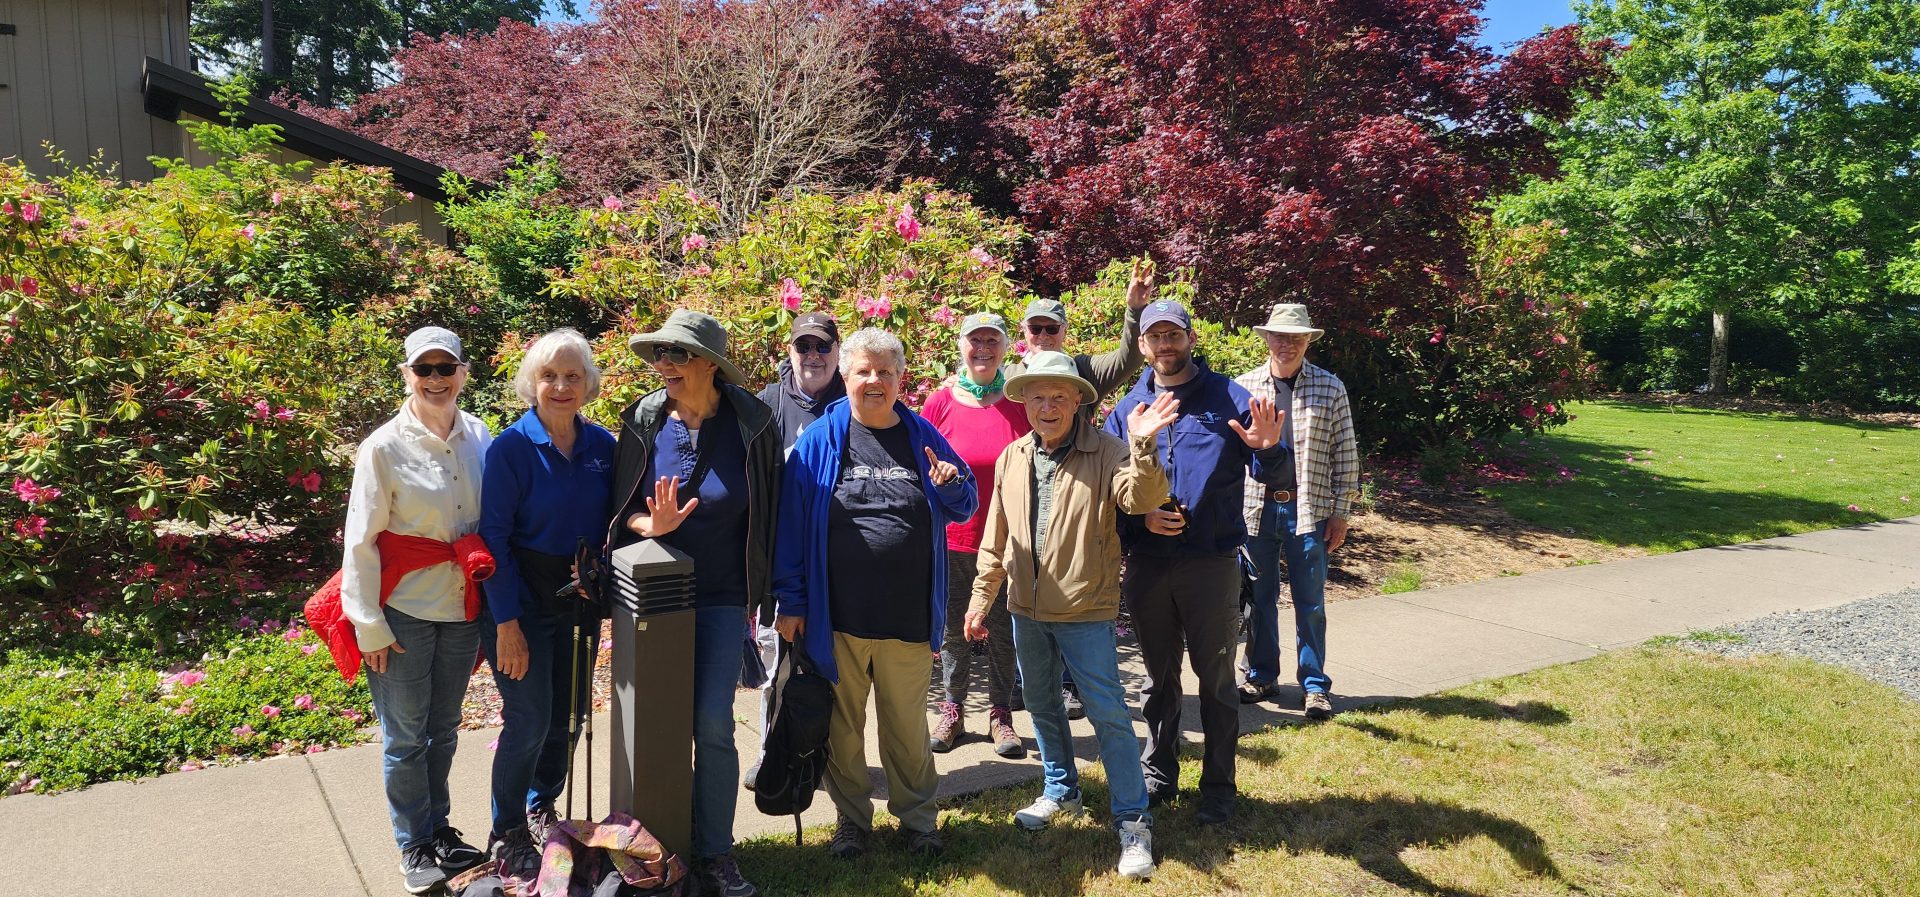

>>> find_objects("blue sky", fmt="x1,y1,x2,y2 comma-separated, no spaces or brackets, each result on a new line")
543,1,1581,54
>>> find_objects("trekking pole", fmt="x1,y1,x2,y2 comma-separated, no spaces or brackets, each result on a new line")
583,615,594,822
565,540,585,820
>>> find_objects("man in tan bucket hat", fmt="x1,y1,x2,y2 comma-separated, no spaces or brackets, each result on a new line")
1234,303,1359,720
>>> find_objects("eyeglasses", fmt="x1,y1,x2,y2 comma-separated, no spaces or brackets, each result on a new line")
407,362,463,377
793,337,835,355
1027,323,1061,336
651,345,692,365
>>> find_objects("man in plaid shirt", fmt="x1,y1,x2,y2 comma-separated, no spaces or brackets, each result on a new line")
1233,303,1359,719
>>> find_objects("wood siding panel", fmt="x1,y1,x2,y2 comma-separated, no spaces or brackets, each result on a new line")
0,1,19,161
1,0,182,180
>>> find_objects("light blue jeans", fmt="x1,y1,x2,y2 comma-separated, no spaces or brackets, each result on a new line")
1011,614,1149,826
1243,499,1332,693
365,606,480,850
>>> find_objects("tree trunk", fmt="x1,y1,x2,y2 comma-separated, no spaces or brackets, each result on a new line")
1707,304,1730,394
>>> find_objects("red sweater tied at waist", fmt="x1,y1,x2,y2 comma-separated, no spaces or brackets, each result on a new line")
304,532,495,683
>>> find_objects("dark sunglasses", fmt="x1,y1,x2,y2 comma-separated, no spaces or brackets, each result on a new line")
650,344,693,365
1027,323,1062,336
793,337,836,355
407,362,463,377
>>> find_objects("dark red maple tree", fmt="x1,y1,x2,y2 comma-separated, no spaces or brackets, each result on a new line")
1014,0,1612,330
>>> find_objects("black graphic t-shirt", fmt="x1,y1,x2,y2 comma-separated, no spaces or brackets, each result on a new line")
827,419,933,642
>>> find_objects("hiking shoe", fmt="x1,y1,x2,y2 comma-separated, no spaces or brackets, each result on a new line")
700,853,760,897
526,804,559,842
432,825,485,874
1116,819,1156,880
904,826,945,856
1303,691,1335,720
829,815,868,860
400,842,446,894
742,761,761,792
1062,683,1085,720
929,700,964,753
989,705,1025,759
1194,796,1235,826
489,826,542,880
1014,792,1085,831
1238,679,1281,704
1146,788,1176,811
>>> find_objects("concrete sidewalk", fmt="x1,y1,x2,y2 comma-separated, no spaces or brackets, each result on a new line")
4,517,1916,896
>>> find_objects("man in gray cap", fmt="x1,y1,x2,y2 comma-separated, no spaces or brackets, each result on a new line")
1233,303,1358,721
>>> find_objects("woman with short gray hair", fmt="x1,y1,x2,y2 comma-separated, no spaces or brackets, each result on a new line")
476,328,618,880
772,327,978,860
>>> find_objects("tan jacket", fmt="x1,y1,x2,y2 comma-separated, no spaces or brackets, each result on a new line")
971,423,1169,623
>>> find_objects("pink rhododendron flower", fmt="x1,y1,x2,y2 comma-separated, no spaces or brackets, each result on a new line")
681,233,708,252
282,628,301,642
13,515,47,539
274,407,295,421
306,745,325,754
1014,339,1029,355
1519,404,1538,421
0,202,12,216
241,224,256,241
1551,332,1569,345
341,709,366,724
301,471,322,493
164,669,207,689
18,277,35,297
691,264,712,276
894,205,921,242
602,196,622,211
270,191,283,206
300,643,318,657
930,306,958,327
466,305,481,315
260,704,281,719
12,477,59,504
855,294,893,320
293,694,314,711
1543,403,1557,414
253,399,272,420
232,724,256,738
778,278,804,312
18,203,40,223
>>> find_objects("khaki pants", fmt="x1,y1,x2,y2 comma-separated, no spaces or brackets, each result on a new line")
824,631,940,833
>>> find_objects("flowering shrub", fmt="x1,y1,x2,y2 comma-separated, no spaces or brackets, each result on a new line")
537,180,1028,421
0,624,373,793
0,83,505,657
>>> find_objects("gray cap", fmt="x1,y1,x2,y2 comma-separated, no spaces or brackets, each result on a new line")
403,326,464,364
1139,299,1191,332
1022,298,1067,324
959,312,1008,337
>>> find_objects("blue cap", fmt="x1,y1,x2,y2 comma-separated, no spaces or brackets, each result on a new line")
1140,299,1191,332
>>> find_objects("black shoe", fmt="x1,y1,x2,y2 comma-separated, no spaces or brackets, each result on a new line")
400,842,447,895
1146,788,1176,811
1194,797,1235,826
526,804,559,843
829,815,868,860
1062,684,1085,721
489,826,542,880
742,762,761,792
1238,680,1281,704
432,825,485,874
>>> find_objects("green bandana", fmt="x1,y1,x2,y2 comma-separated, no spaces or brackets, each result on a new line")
957,368,1006,400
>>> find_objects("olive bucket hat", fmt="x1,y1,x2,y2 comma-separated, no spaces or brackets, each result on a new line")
1005,350,1098,405
1251,303,1325,341
627,309,748,386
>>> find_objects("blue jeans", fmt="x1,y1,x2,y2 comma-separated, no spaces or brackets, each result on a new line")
1012,614,1149,825
479,604,597,837
1243,499,1331,693
365,607,480,850
691,605,746,859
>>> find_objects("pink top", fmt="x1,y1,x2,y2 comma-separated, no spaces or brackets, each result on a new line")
920,385,1032,554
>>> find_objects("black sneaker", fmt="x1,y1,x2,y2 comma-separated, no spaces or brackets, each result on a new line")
1194,796,1235,826
527,804,559,843
1146,787,1176,811
489,826,542,880
829,815,868,860
400,842,446,895
904,826,945,856
1062,684,1085,721
701,853,760,897
432,826,485,874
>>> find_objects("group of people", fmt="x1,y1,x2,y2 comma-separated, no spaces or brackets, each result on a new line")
336,260,1359,895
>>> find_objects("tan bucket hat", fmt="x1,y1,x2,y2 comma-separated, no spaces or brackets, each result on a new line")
1252,303,1325,341
1005,351,1097,405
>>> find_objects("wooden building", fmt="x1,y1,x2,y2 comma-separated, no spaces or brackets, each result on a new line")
0,0,452,241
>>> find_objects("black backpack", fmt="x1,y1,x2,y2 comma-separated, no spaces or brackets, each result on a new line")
753,637,836,841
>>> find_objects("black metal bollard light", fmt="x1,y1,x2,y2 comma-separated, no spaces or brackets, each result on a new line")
606,538,699,859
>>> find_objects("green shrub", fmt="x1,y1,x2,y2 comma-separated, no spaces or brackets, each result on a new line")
0,625,374,793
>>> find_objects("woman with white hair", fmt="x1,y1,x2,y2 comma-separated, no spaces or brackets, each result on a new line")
476,328,618,880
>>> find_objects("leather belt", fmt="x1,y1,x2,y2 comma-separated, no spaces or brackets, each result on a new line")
1267,489,1295,503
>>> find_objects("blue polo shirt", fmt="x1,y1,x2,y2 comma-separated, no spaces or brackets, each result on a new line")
478,410,618,623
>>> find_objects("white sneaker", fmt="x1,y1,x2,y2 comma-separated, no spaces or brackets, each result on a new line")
1117,819,1155,880
1014,792,1085,831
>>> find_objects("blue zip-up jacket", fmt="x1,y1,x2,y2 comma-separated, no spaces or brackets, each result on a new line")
479,411,619,623
772,398,977,683
1105,359,1291,557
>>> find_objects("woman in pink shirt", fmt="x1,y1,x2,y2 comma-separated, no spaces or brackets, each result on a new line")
920,312,1032,758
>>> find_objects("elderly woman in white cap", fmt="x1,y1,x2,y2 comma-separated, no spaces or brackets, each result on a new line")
919,312,1030,759
609,309,780,897
475,328,619,878
340,326,492,895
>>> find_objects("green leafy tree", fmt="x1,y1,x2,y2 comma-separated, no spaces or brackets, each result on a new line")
192,0,564,106
1500,0,1920,394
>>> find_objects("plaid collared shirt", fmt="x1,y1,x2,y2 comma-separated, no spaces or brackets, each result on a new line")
1236,359,1360,536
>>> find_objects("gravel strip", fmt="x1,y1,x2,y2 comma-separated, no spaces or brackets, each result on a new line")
1681,588,1920,701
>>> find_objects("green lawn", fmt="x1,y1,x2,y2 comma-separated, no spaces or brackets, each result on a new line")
1485,400,1920,551
739,648,1920,895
